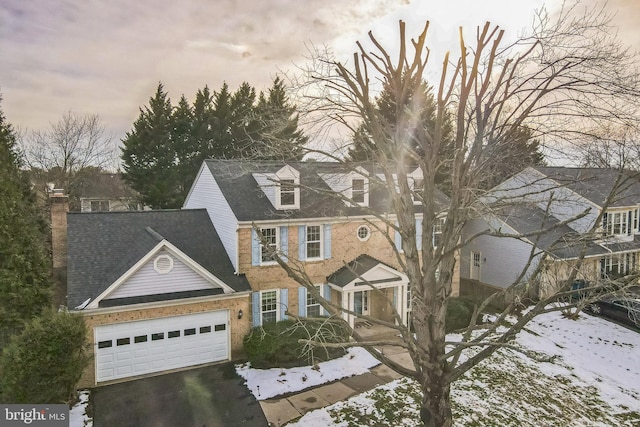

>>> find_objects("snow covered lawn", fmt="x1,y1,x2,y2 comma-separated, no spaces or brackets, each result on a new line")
240,310,640,426
236,347,380,400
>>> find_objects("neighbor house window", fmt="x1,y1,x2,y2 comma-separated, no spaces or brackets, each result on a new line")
604,211,631,236
352,179,365,204
91,200,110,212
260,227,278,263
306,285,321,317
601,252,639,278
279,179,296,207
261,290,278,324
306,225,322,259
432,217,445,248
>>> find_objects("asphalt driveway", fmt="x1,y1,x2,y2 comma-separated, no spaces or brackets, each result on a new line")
90,362,268,427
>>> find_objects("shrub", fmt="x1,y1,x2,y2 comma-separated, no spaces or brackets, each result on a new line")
244,319,349,369
0,309,89,404
446,297,483,333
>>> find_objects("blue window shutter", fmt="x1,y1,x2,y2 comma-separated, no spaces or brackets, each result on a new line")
395,221,402,250
251,228,260,266
280,288,289,320
298,287,307,317
416,219,423,250
323,224,332,259
298,226,306,261
251,292,261,327
280,226,289,260
322,284,332,316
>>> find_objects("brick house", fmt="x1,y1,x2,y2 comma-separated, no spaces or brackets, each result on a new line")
65,209,251,386
183,159,455,329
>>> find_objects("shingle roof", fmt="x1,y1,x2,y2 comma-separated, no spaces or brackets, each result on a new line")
534,167,640,208
203,159,450,221
494,205,609,259
326,254,400,288
66,209,250,308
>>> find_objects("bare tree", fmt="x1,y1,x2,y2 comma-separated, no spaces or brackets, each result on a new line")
22,112,117,203
259,3,640,426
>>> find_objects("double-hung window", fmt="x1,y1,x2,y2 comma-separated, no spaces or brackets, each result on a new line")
432,217,445,248
352,179,365,204
604,211,630,236
91,200,110,212
261,290,278,324
279,179,296,207
260,227,278,263
306,225,322,259
306,285,321,317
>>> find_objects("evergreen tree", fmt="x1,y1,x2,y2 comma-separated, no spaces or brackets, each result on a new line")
253,77,307,160
230,82,260,155
0,96,51,347
121,83,181,209
210,83,235,158
172,95,196,198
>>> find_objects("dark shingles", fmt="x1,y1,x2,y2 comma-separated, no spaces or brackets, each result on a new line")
204,159,449,221
327,254,400,288
494,205,609,259
534,167,640,208
67,209,250,308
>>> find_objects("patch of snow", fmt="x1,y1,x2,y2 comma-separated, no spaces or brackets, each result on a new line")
236,347,380,400
69,390,92,427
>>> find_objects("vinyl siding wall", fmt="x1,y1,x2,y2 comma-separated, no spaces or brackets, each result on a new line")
461,218,541,288
184,166,240,271
106,249,218,300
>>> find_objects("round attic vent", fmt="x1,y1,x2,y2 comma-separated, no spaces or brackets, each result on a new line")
154,254,174,274
357,225,371,241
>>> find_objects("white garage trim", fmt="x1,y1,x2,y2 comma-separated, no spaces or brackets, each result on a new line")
94,310,229,383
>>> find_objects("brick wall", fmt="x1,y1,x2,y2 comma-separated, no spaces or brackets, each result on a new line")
78,294,250,387
49,194,69,269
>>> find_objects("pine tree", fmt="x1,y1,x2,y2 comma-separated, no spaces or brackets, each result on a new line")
0,96,51,347
172,95,196,198
121,83,182,209
210,83,235,158
253,77,307,160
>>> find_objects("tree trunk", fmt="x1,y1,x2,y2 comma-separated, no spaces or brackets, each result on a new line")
420,376,453,427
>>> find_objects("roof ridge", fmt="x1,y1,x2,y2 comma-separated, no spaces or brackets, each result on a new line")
145,226,164,242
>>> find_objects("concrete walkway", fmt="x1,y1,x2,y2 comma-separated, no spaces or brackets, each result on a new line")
259,343,413,426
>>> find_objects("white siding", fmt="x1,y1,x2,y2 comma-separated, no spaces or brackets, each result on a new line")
184,165,239,271
106,250,218,300
461,218,541,289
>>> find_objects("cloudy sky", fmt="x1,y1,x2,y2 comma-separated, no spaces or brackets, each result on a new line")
1,0,638,145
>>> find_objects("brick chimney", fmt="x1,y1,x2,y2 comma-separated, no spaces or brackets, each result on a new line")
49,187,69,307
49,188,69,269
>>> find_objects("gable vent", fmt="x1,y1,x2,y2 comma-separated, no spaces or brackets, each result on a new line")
154,254,174,274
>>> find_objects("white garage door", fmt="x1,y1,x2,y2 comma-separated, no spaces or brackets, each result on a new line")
94,311,229,383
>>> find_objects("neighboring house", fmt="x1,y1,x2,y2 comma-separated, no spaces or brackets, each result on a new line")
183,159,455,329
76,172,142,212
460,167,640,301
65,209,251,386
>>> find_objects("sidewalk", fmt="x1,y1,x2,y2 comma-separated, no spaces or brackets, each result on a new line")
259,344,413,427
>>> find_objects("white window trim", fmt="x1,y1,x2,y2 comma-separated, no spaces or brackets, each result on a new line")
409,167,424,205
348,167,369,207
605,210,631,237
357,225,371,241
275,166,300,210
306,285,322,317
260,290,280,324
305,224,323,261
260,227,280,266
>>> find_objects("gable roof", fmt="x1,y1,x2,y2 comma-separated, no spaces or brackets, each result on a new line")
203,159,450,222
327,254,402,288
66,209,250,308
534,167,640,208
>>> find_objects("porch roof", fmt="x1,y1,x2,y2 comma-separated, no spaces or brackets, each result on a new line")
327,254,401,288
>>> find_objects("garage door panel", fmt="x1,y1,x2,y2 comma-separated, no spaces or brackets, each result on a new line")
95,310,229,383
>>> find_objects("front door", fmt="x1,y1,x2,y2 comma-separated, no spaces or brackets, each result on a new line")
354,290,369,315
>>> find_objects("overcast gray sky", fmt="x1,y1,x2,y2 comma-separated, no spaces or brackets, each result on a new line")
1,0,639,145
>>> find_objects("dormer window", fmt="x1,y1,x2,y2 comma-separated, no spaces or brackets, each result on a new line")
352,179,365,204
275,165,300,209
279,179,295,206
409,168,424,205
